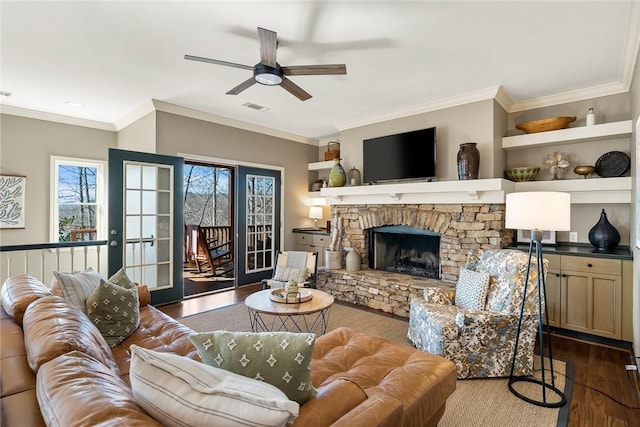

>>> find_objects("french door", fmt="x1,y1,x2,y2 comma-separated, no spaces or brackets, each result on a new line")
235,166,281,286
108,149,184,305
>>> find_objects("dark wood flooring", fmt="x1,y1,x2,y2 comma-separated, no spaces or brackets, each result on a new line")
158,285,640,426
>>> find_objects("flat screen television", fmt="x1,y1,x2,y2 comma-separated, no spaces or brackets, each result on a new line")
363,127,436,184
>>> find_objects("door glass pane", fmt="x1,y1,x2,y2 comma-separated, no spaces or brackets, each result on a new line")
142,166,156,190
142,216,156,238
123,161,174,291
126,165,141,188
245,174,274,274
126,216,140,239
142,191,156,214
126,190,140,214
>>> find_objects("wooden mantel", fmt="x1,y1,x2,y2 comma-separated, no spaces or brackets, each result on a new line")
319,177,632,205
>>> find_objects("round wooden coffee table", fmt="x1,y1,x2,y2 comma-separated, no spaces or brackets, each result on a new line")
245,288,334,335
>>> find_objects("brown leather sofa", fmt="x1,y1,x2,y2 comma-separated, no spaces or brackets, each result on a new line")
1,274,456,427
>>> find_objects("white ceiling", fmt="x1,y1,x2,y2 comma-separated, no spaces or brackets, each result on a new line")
1,1,638,142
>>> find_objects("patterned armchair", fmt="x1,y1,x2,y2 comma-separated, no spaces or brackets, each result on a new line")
407,249,548,379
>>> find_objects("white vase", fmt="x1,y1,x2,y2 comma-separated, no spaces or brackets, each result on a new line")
346,248,361,272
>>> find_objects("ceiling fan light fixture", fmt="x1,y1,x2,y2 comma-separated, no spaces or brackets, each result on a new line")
254,63,283,86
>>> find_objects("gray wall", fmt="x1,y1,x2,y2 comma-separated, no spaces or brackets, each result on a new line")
117,111,156,152
338,99,497,181
0,114,117,245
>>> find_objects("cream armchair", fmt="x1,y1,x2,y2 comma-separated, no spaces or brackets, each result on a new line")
407,249,548,379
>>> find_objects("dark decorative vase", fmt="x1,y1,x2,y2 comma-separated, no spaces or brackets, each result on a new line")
457,142,480,180
588,209,620,251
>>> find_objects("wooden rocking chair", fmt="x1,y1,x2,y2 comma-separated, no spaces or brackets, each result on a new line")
186,225,233,277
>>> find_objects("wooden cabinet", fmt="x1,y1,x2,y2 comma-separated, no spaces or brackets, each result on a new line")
543,253,627,340
293,231,329,268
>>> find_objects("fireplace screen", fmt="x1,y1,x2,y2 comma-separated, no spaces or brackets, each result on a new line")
368,225,440,279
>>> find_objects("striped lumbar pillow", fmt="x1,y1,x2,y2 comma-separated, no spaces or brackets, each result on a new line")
129,345,299,427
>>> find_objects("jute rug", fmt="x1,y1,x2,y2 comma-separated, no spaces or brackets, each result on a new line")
178,302,571,426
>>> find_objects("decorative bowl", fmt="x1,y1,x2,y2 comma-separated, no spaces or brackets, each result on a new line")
505,167,540,182
515,117,576,134
573,165,595,178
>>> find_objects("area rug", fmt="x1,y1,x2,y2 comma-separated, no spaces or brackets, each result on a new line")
178,302,572,426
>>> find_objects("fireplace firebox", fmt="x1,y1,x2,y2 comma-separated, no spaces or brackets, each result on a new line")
368,225,440,279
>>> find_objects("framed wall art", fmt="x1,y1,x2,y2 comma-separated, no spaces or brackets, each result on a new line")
516,229,557,246
0,175,26,229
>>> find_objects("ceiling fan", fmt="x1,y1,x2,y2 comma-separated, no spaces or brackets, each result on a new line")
185,27,347,101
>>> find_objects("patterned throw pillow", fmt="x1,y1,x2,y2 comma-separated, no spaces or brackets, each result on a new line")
189,331,317,404
273,267,308,283
52,269,104,312
455,268,491,311
107,268,135,289
86,279,140,347
129,345,298,427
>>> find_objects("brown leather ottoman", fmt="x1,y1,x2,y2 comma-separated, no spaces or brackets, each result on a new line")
311,327,457,427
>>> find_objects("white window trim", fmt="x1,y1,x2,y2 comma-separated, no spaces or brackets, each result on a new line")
50,156,108,243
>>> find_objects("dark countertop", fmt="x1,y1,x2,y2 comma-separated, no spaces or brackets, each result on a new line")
292,228,331,236
509,243,633,260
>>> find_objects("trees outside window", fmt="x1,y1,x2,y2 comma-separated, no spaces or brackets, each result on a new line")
51,157,106,242
183,163,231,227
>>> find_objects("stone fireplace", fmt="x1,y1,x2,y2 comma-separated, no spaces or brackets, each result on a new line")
316,203,513,317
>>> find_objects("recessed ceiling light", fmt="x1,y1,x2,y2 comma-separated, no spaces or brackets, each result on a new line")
66,101,84,107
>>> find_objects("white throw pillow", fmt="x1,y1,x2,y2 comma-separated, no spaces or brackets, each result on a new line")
51,269,104,313
273,267,308,283
129,345,299,427
455,268,491,311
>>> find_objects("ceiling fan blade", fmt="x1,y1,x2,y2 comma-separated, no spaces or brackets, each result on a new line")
184,54,254,71
226,77,257,95
257,27,278,68
281,64,347,76
280,77,312,101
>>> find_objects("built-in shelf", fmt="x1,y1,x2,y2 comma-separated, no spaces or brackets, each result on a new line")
308,160,335,171
514,177,632,204
317,177,631,205
502,120,632,151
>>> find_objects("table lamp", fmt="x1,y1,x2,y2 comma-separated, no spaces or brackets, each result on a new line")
505,191,570,408
309,206,323,229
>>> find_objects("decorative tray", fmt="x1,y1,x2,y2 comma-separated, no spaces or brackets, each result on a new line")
594,151,630,177
515,116,576,134
270,288,313,304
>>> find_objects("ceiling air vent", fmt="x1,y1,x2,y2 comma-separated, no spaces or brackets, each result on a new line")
242,102,269,112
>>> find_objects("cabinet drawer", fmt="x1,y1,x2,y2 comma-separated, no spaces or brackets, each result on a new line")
313,235,329,245
544,254,561,270
294,233,313,245
561,256,621,275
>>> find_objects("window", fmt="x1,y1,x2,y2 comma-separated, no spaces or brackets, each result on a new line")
51,156,107,242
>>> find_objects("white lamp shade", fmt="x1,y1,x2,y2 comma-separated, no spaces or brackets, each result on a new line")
505,192,571,231
308,206,323,220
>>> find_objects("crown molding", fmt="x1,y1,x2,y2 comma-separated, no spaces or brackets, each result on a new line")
508,81,630,113
115,99,317,146
337,86,504,131
620,0,640,92
0,104,115,131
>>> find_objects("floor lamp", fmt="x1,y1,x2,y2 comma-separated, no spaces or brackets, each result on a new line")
505,191,570,408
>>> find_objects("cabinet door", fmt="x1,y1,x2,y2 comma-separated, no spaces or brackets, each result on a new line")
590,274,621,339
561,271,590,334
544,268,562,327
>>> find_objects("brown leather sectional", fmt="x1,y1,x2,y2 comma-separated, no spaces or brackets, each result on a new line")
1,274,456,427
